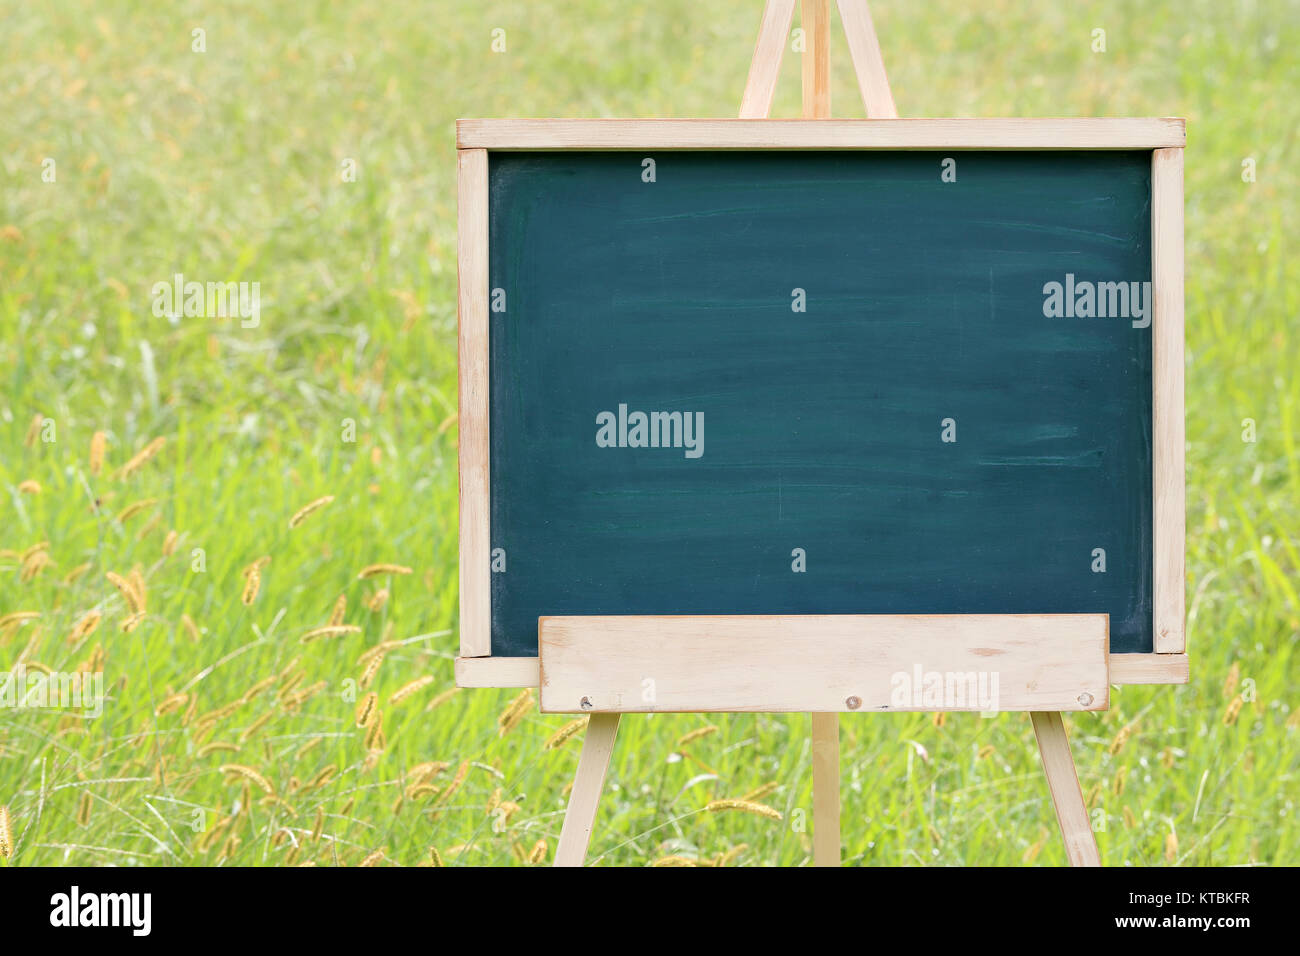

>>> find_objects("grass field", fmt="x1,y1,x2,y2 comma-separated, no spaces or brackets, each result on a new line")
0,0,1296,866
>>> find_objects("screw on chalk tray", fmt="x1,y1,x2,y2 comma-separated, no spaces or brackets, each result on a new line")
580,696,593,710
845,696,862,710
1077,692,1095,707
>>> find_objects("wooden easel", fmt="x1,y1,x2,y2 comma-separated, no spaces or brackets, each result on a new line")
552,0,1102,869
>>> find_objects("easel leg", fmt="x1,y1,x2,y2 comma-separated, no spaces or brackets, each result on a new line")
810,712,841,866
801,0,842,870
801,0,833,119
554,713,621,867
1030,711,1101,867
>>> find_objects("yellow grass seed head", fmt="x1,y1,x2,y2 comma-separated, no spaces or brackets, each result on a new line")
328,593,346,627
135,510,163,542
718,843,748,866
154,692,189,716
241,555,272,577
1022,830,1047,864
196,741,240,758
198,816,231,852
676,724,719,749
68,612,102,645
740,782,779,803
241,674,278,703
277,669,305,696
220,764,275,796
19,541,49,562
130,567,148,609
162,529,179,557
0,805,12,858
527,839,548,864
306,766,338,793
277,656,301,681
105,571,143,613
1223,695,1244,726
358,652,385,690
407,762,449,788
355,692,379,728
389,675,434,706
364,716,386,752
299,624,361,644
704,799,782,820
544,717,588,750
118,436,165,479
289,495,335,529
115,498,157,524
77,791,93,827
424,687,460,712
119,610,147,633
20,551,53,582
241,568,261,606
89,431,107,476
358,640,398,666
435,761,471,807
239,711,275,744
357,563,412,580
1223,661,1240,699
63,562,92,584
17,479,41,495
0,611,41,630
496,688,534,738
1109,720,1138,755
281,680,326,712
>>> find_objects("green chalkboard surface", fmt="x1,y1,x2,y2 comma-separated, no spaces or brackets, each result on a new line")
488,151,1153,657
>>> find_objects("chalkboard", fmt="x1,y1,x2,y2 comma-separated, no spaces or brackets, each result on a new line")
487,150,1153,657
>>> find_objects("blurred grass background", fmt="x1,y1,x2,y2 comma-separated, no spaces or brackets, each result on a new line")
0,0,1295,866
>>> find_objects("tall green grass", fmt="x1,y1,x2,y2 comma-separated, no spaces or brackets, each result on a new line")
0,0,1295,865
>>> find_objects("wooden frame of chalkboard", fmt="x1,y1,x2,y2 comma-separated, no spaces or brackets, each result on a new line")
454,117,1187,690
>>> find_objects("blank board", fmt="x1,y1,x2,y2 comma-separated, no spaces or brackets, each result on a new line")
487,150,1153,657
